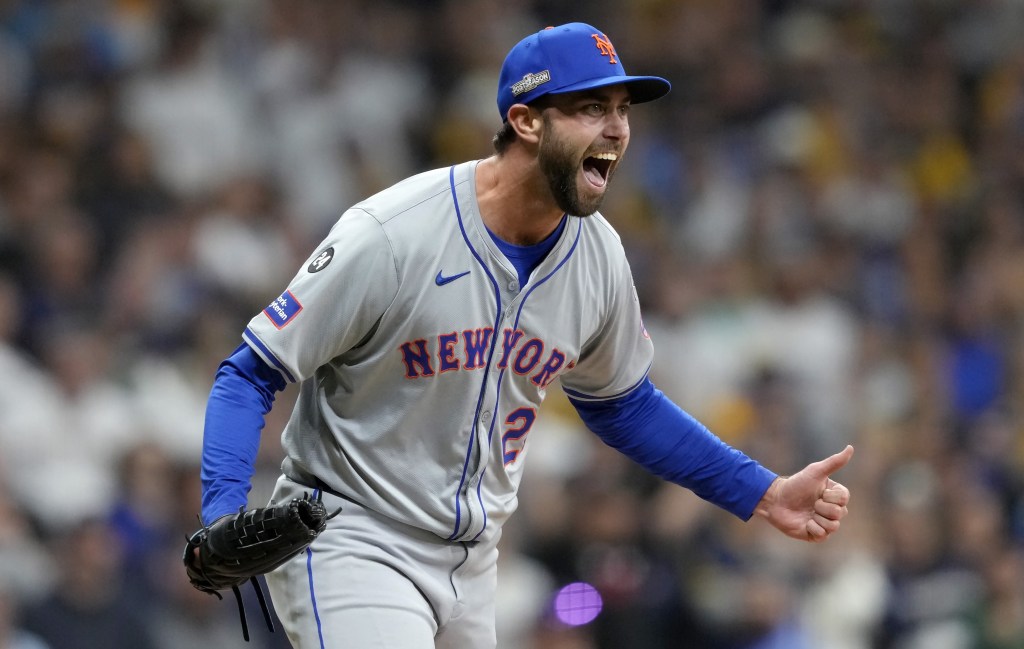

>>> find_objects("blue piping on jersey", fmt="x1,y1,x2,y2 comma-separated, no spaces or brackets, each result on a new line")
243,328,297,383
470,218,583,542
560,365,653,402
306,488,328,649
448,165,505,541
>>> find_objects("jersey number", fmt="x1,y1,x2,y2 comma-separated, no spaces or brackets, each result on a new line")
501,407,537,466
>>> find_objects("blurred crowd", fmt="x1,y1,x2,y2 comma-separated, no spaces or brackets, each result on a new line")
2,0,1024,648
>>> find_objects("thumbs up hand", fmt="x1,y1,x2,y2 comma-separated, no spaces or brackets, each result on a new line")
754,445,854,542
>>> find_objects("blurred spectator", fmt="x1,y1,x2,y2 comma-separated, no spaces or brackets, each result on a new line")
19,208,102,343
495,528,557,649
147,541,281,649
21,518,157,649
798,511,888,649
19,324,136,531
190,174,300,312
0,585,50,649
968,544,1024,649
102,214,208,353
120,4,264,199
876,461,981,649
106,442,180,599
0,481,55,606
75,126,177,267
526,448,699,649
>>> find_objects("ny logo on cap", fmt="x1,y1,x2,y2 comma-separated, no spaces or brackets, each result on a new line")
591,33,617,64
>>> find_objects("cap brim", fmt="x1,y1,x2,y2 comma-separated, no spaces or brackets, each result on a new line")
547,75,671,104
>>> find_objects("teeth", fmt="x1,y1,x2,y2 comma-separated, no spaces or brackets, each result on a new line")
591,152,618,161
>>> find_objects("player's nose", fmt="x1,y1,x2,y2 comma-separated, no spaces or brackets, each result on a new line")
602,110,629,141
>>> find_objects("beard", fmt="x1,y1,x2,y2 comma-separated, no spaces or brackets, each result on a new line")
537,116,610,216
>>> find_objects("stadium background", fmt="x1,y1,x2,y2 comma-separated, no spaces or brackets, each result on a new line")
2,1,1024,648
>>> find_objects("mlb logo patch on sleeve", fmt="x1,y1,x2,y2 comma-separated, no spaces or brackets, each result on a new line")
263,290,303,329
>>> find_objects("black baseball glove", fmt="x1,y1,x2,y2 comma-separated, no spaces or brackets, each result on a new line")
183,492,338,641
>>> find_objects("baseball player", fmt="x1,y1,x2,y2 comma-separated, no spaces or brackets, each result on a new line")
197,22,854,649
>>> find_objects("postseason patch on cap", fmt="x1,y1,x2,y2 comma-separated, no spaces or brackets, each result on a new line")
511,70,551,96
263,290,303,329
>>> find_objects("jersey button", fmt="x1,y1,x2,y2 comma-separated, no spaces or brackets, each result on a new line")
481,410,492,423
508,280,518,291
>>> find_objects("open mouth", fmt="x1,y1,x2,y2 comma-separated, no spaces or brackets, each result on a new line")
582,152,617,188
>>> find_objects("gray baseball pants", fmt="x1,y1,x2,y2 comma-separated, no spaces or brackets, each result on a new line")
264,475,499,649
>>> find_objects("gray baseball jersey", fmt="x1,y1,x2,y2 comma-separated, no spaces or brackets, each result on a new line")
244,160,653,543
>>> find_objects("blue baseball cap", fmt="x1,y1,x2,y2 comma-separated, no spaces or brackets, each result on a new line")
497,23,671,121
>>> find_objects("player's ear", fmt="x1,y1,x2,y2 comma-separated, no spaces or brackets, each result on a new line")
507,103,543,144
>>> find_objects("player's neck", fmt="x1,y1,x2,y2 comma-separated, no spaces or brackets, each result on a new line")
476,154,564,245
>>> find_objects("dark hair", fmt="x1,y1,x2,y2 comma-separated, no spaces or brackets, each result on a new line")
492,121,517,155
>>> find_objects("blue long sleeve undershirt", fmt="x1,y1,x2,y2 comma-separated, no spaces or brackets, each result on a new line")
569,378,778,520
200,343,285,525
200,345,776,526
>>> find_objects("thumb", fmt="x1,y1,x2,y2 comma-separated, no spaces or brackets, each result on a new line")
808,445,854,479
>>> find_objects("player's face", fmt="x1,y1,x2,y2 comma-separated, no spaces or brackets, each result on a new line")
536,85,631,216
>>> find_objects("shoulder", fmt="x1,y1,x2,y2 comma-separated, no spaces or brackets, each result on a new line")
582,211,622,242
569,212,639,292
351,163,471,226
577,210,627,256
